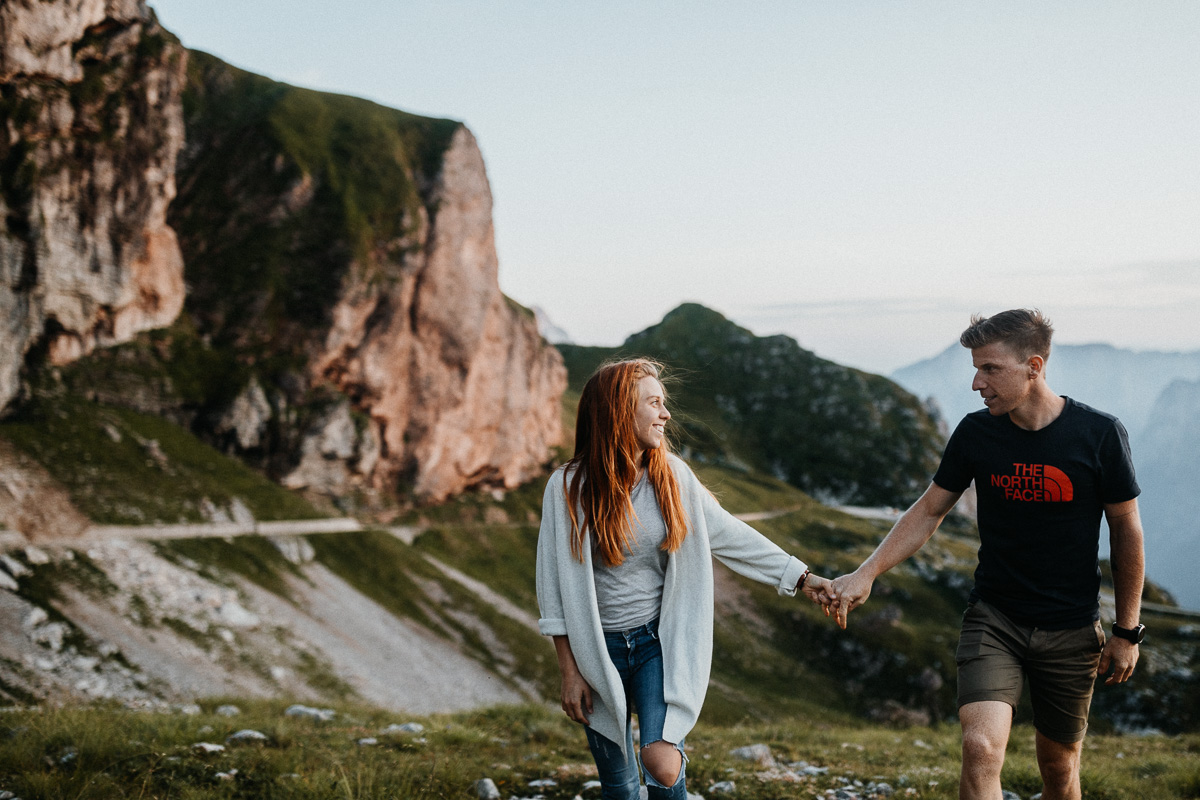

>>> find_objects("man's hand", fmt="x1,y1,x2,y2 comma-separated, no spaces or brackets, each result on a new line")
1099,637,1139,685
560,663,594,724
800,573,836,616
830,569,874,630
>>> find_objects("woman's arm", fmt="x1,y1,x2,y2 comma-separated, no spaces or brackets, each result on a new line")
554,635,593,724
697,476,809,595
535,475,569,636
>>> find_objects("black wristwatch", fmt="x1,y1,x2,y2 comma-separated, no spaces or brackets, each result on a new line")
1112,623,1146,644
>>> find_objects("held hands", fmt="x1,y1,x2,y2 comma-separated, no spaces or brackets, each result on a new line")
800,573,835,614
799,569,875,630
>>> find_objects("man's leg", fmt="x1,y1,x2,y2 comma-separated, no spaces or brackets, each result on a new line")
958,700,1012,800
1026,621,1104,800
1034,731,1083,800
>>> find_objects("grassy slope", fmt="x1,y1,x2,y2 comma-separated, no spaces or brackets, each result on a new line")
0,392,319,525
4,378,1198,735
0,701,1196,800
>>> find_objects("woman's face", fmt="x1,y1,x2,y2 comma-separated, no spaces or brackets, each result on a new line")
634,375,671,450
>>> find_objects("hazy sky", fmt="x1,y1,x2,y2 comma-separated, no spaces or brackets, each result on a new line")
151,1,1200,374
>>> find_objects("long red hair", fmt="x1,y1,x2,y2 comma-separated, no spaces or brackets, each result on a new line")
565,359,688,566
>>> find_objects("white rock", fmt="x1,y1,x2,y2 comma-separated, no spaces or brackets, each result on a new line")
24,608,48,628
707,781,736,794
729,743,774,766
32,622,68,652
382,722,425,734
215,705,241,717
0,554,30,578
226,729,268,744
528,779,557,788
229,497,255,525
285,704,336,722
215,378,272,450
582,781,602,791
357,737,378,746
176,704,202,715
192,742,225,754
216,769,238,780
216,602,259,628
270,535,315,565
23,546,50,565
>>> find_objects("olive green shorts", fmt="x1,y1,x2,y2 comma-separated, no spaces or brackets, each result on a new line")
956,600,1105,744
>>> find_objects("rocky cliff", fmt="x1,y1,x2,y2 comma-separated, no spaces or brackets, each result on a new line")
165,52,565,503
0,0,186,410
2,8,565,505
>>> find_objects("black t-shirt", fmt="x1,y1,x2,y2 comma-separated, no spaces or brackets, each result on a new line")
933,397,1140,629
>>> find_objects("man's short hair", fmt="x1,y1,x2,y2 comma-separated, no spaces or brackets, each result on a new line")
960,309,1053,360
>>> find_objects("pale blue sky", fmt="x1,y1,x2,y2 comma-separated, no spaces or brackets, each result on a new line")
151,1,1200,373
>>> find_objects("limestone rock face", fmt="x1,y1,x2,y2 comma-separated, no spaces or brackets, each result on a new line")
0,0,186,410
308,128,566,501
171,55,565,503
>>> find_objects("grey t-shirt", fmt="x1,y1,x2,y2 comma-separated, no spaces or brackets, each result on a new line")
592,471,669,631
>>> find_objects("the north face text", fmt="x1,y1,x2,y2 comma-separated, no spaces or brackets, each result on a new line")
989,463,1075,502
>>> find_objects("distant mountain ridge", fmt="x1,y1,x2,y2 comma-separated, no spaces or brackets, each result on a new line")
559,304,944,507
893,342,1200,610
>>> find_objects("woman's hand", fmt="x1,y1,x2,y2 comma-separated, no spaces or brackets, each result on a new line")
560,663,594,724
800,573,837,617
553,635,593,724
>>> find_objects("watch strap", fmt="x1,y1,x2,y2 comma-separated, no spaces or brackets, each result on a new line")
1112,623,1145,644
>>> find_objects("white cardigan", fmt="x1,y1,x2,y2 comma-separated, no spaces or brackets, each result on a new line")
535,454,808,752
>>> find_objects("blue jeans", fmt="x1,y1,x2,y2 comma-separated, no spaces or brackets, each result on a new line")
585,618,687,800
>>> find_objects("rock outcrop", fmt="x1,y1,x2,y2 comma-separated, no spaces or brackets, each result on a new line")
0,0,187,411
172,54,565,502
312,127,566,500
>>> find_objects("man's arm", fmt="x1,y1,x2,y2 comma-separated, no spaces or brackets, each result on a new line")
1100,498,1145,685
829,482,962,629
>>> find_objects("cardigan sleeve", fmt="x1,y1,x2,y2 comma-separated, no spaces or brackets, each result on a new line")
535,472,569,636
694,469,808,596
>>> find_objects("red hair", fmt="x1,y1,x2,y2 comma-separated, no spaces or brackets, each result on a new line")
565,359,688,566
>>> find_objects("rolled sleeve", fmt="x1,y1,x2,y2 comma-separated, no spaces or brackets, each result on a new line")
535,474,568,638
777,555,809,597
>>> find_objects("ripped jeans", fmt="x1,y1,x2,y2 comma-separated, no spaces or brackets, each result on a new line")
585,618,688,800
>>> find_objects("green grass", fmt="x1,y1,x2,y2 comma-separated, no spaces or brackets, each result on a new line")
0,701,1196,800
0,393,322,524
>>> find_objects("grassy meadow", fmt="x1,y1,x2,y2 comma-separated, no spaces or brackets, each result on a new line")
1,701,1197,799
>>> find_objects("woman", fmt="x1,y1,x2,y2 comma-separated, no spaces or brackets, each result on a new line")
536,359,831,800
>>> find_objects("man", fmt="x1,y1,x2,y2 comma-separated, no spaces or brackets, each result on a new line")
828,309,1145,800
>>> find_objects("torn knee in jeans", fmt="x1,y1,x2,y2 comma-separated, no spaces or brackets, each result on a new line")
640,740,683,787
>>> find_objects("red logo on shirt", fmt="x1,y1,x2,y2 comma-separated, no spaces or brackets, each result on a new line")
989,463,1074,502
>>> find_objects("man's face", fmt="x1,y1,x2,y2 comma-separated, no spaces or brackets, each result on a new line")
970,342,1034,416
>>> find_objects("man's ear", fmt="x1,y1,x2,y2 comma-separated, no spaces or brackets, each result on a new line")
1028,354,1045,379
